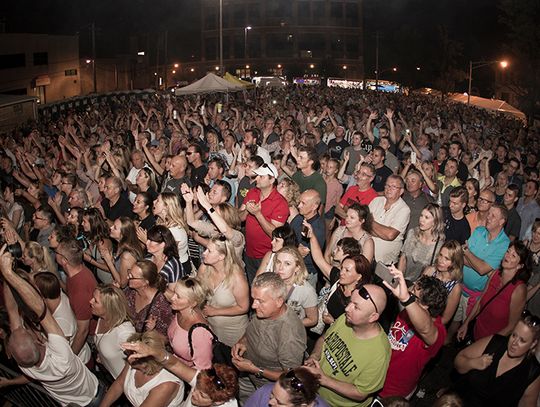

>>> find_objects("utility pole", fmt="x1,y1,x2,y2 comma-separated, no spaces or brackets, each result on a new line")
219,0,223,75
164,30,168,88
91,22,97,93
375,31,379,91
156,33,160,89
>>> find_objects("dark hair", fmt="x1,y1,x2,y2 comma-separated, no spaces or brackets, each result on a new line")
188,144,204,156
277,367,320,405
336,237,362,257
135,259,167,292
415,276,448,317
209,157,227,173
68,206,84,226
465,178,480,201
83,208,110,242
449,140,463,151
197,364,238,404
272,224,297,247
36,205,55,224
57,239,83,266
53,224,77,243
449,186,469,204
34,272,61,299
507,241,532,283
147,225,179,259
246,128,261,143
248,155,264,168
373,145,386,158
297,146,320,171
62,173,78,188
527,180,539,192
214,179,232,202
342,254,373,285
136,192,154,216
347,203,373,233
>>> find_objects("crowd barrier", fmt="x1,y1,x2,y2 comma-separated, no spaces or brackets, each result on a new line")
0,362,60,407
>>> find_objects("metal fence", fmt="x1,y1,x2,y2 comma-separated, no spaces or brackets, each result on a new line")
0,363,60,407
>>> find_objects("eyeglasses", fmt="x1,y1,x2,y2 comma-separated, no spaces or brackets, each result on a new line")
33,216,47,221
478,197,495,204
384,184,402,190
207,367,225,390
128,270,145,280
285,369,306,396
186,151,194,156
522,310,540,327
356,284,379,314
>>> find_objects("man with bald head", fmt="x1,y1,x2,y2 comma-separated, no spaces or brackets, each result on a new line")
0,248,102,406
291,189,326,287
161,154,190,194
304,284,391,407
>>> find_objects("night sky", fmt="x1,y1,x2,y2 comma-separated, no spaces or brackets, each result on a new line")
1,0,507,91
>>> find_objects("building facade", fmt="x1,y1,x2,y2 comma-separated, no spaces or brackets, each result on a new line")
199,0,364,80
0,33,81,103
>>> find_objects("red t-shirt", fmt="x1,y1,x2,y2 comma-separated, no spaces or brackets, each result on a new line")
66,266,97,322
339,186,378,224
380,313,446,398
244,187,289,258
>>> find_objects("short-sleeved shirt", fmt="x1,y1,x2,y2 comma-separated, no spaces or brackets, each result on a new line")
319,315,391,407
287,282,318,321
504,207,521,240
66,266,97,322
290,213,326,275
443,207,471,244
402,191,432,231
380,314,446,398
167,318,214,370
292,170,327,205
340,185,378,209
369,197,411,264
462,227,510,294
244,187,289,258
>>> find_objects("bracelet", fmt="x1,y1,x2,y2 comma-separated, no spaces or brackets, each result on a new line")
400,294,417,307
159,352,170,364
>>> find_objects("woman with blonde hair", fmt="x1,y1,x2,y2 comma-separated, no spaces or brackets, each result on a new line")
398,203,445,282
270,247,318,327
277,178,301,223
422,240,464,325
21,241,56,280
90,284,136,379
100,330,185,407
198,236,249,347
153,192,190,271
99,217,144,288
167,277,215,370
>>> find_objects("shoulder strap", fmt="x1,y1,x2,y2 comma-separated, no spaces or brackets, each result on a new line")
139,291,160,333
188,323,217,358
475,276,513,319
429,236,441,265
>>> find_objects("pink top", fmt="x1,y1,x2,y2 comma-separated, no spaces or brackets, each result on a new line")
325,177,343,214
167,317,214,370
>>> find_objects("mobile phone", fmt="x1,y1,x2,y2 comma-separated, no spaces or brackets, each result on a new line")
375,262,398,288
405,129,411,135
411,151,417,165
302,225,310,239
173,110,177,120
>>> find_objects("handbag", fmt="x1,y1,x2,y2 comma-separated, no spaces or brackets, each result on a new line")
457,277,513,348
188,323,233,366
310,281,339,335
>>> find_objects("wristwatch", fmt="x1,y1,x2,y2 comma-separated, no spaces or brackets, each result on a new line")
400,294,417,307
255,368,264,379
208,207,216,214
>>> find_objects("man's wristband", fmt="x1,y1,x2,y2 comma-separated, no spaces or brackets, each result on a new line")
400,294,417,307
255,368,264,379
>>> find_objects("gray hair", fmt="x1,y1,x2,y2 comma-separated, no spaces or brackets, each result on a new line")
252,272,288,300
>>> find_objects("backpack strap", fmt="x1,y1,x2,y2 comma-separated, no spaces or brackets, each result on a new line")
187,323,217,358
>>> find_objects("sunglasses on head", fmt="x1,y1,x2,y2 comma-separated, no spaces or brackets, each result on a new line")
356,283,379,314
522,310,540,327
285,369,306,396
207,367,225,390
181,276,195,288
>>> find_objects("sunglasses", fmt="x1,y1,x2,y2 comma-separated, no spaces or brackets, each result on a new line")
522,310,540,327
356,284,379,314
285,369,306,396
181,276,195,288
207,367,225,390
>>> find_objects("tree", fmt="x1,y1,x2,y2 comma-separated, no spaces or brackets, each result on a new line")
498,0,540,124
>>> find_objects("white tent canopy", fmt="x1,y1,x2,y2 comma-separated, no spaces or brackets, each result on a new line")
174,73,244,95
449,93,526,123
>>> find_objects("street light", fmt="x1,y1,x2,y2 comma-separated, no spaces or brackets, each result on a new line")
467,60,508,104
244,26,252,59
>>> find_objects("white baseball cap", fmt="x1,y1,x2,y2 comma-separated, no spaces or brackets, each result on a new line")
253,163,278,178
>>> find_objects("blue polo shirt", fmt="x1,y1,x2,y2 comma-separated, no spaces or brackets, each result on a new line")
462,227,509,294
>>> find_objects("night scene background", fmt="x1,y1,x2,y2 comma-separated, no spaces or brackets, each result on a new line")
0,0,538,121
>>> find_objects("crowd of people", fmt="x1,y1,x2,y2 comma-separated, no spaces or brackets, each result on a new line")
0,85,539,407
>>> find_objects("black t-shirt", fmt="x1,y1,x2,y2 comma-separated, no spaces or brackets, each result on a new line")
190,164,208,187
328,138,350,160
443,207,470,244
373,165,393,192
103,192,134,222
139,213,156,231
236,176,256,207
327,267,349,320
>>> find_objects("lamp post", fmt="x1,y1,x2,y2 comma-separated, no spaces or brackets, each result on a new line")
219,0,223,75
467,60,508,104
244,26,252,60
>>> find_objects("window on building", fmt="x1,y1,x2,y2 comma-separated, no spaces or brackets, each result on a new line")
247,3,261,25
33,52,48,66
266,33,295,58
0,53,26,70
297,1,311,25
65,69,78,76
345,2,359,27
330,35,344,58
205,7,218,30
205,37,218,60
345,35,360,59
330,2,344,24
233,4,245,27
299,33,325,58
312,1,325,25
